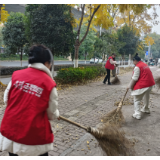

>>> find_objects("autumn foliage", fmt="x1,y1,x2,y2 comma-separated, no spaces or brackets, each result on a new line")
0,4,9,24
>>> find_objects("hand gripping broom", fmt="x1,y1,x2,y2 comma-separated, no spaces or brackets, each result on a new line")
60,113,135,156
102,88,129,126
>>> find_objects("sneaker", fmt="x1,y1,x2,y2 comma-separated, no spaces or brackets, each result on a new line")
108,83,112,85
103,82,106,84
141,108,150,114
132,114,141,120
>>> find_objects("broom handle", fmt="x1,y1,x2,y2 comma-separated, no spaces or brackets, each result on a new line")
116,88,129,112
59,116,87,130
121,88,129,103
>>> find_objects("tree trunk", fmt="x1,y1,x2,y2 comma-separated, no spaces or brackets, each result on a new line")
20,48,22,67
0,4,2,20
102,53,104,67
52,51,54,78
74,44,79,68
122,54,125,65
52,56,54,78
85,51,87,64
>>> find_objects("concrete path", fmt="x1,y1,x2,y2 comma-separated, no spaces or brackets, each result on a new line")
0,66,160,156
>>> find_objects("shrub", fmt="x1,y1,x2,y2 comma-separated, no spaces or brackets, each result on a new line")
56,66,106,84
0,64,103,75
54,64,102,71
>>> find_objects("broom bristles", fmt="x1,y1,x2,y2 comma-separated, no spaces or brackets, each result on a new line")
102,108,125,126
111,76,120,84
88,124,135,156
155,76,160,91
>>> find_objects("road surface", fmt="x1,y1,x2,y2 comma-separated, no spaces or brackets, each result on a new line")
0,60,131,67
0,61,90,67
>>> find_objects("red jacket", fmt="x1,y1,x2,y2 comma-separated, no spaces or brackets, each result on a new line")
0,68,56,145
133,61,155,90
105,56,115,70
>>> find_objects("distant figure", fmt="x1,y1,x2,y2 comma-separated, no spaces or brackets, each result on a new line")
103,53,117,85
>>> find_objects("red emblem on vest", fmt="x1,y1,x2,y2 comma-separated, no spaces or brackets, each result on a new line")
0,68,56,145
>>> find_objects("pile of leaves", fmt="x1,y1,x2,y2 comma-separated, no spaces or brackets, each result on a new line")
55,66,106,84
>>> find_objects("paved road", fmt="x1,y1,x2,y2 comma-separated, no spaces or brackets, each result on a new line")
0,60,132,67
0,61,91,67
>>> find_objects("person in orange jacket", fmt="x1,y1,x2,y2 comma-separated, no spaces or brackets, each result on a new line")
103,53,117,85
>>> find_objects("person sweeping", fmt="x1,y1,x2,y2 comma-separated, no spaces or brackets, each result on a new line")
103,53,117,85
127,53,155,120
0,44,60,156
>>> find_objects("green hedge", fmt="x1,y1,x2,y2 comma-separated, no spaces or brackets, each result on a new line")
0,64,102,75
54,64,102,71
56,66,106,84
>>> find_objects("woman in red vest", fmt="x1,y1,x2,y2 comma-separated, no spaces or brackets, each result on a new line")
128,53,155,120
0,44,60,156
103,53,117,85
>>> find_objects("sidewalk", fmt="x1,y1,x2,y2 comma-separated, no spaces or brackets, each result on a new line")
0,66,160,156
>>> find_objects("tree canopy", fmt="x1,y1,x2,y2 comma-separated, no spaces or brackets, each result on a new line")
25,4,75,56
117,24,140,57
79,24,97,59
69,4,149,67
0,4,10,24
0,26,3,47
147,32,160,58
2,12,27,56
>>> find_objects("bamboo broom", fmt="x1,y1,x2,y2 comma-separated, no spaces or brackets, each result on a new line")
111,74,120,85
111,64,120,85
154,76,160,92
102,88,129,126
60,115,135,156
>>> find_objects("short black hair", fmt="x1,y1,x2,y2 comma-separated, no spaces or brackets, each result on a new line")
133,53,141,61
28,44,53,65
112,53,116,56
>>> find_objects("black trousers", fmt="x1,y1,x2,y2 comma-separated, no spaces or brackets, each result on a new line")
103,69,111,84
9,152,48,156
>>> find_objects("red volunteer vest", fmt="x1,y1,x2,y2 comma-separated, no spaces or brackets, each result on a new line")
133,61,155,90
0,67,56,145
105,56,115,70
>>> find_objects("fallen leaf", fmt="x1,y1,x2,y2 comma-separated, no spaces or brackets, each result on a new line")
87,141,89,144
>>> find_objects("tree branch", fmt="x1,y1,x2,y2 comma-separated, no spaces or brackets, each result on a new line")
80,5,101,44
77,4,85,41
